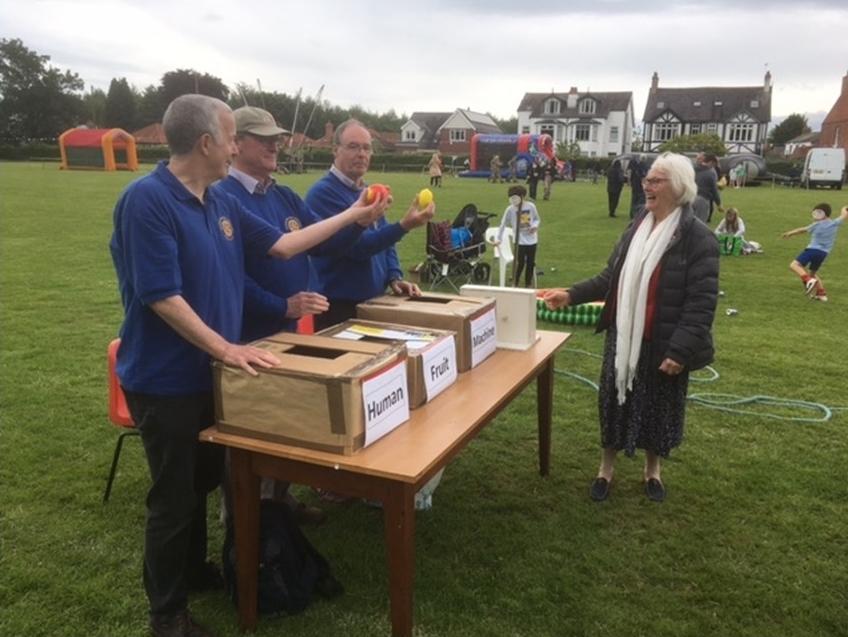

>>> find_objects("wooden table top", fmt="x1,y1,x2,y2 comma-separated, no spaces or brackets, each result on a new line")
200,330,569,484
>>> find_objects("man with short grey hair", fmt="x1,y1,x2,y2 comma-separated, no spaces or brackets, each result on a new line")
306,119,434,329
110,95,385,637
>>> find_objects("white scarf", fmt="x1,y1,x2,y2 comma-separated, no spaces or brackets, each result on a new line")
614,208,682,404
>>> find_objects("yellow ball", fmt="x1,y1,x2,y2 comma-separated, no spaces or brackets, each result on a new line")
417,188,434,209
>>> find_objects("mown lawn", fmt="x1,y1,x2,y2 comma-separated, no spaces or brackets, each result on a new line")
1,161,846,637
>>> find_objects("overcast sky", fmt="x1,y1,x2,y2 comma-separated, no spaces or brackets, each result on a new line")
3,0,847,129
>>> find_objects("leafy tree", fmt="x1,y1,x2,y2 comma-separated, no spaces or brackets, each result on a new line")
0,37,85,142
768,113,810,145
555,141,582,160
103,77,138,131
137,85,164,128
82,87,107,127
659,133,726,156
491,114,517,134
159,69,228,106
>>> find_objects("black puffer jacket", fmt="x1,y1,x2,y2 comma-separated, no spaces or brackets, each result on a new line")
568,204,719,371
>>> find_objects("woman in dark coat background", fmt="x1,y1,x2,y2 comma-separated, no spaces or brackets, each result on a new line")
542,152,719,502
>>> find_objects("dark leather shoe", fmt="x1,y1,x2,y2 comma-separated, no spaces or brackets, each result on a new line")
645,478,666,502
150,610,215,637
186,561,223,592
589,477,611,502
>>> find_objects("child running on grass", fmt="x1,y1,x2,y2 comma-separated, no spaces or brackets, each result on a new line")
781,202,848,302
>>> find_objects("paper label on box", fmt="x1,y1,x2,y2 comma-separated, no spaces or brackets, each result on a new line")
420,335,457,401
362,360,409,447
470,308,497,367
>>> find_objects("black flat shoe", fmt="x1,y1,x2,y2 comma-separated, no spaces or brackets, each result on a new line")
645,478,666,502
589,477,611,502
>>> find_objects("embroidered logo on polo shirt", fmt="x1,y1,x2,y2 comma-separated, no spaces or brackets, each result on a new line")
219,217,234,240
284,217,302,232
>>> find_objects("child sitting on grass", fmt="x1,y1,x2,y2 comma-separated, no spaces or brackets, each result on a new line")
781,202,848,302
714,207,761,254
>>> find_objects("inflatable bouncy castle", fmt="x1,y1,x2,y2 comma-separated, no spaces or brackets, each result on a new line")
59,128,139,171
464,133,559,179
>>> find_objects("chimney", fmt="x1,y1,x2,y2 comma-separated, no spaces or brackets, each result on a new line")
764,70,773,93
650,72,659,94
843,70,848,96
324,121,334,141
567,86,578,109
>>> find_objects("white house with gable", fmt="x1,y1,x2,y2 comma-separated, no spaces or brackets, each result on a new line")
516,88,634,157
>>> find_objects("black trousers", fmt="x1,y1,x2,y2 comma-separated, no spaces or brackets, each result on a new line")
527,179,539,200
123,390,224,617
608,187,622,216
514,244,537,287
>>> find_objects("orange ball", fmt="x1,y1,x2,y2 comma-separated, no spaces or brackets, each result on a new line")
365,183,389,204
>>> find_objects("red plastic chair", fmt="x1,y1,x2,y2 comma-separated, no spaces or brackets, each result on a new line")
103,338,139,502
296,315,315,334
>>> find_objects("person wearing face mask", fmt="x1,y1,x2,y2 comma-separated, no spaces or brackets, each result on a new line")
781,202,848,303
494,185,540,287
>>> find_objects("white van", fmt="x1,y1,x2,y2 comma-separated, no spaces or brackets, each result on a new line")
802,148,846,190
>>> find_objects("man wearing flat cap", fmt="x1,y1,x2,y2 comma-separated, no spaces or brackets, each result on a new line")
218,106,369,523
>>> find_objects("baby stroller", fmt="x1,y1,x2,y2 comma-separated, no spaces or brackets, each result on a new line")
422,204,496,291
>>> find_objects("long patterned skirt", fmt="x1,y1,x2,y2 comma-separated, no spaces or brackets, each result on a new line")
597,329,689,458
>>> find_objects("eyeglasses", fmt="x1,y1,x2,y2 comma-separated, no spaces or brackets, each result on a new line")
340,142,372,154
642,177,669,187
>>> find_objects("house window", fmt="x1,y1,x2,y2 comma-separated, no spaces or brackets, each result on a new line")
714,100,723,106
750,100,759,108
449,129,466,142
728,123,754,142
545,99,560,115
609,126,619,143
693,101,701,107
575,123,591,141
706,122,717,133
690,123,702,135
403,130,416,141
579,99,595,115
521,126,530,134
654,122,679,141
657,101,665,109
540,124,555,137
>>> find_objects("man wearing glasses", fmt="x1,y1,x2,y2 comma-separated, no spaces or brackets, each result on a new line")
218,106,371,523
306,119,434,329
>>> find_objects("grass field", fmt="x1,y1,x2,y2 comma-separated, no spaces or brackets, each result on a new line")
1,161,846,637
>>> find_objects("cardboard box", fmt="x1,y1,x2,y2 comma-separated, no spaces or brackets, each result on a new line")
317,319,458,409
460,284,539,350
356,292,497,372
212,332,409,455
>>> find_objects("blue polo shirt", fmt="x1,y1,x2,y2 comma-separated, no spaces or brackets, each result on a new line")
305,170,406,303
217,171,363,341
110,161,282,395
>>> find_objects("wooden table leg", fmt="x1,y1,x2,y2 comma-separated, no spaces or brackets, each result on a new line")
383,482,416,637
537,354,554,477
230,448,261,632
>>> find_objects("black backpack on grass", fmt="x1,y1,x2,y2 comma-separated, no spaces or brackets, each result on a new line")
222,500,343,615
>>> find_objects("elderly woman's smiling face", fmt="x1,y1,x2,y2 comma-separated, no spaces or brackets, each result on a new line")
643,167,677,217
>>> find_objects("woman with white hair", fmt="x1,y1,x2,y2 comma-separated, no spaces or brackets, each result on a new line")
542,153,719,502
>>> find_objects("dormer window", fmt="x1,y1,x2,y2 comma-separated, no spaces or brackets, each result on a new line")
657,101,665,109
579,99,596,115
545,99,561,115
714,100,723,106
693,101,701,107
750,99,759,108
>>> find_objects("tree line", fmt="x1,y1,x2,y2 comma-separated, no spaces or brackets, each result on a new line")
0,38,453,144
